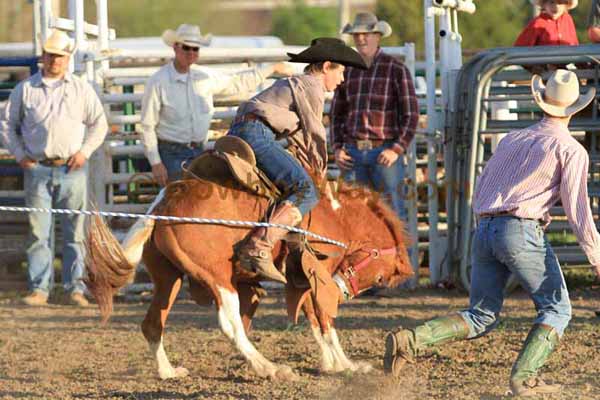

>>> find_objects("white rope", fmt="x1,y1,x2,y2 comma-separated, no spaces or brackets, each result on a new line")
0,205,348,249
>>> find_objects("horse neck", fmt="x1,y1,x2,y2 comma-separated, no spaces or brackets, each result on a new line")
338,200,391,243
304,202,350,274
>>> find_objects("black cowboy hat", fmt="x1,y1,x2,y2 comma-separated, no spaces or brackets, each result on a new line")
287,37,367,70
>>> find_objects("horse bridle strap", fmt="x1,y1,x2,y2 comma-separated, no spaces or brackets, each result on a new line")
336,246,398,297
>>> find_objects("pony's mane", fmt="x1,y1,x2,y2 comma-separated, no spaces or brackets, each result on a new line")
336,183,413,280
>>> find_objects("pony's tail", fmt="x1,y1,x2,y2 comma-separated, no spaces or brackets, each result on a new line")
84,214,154,323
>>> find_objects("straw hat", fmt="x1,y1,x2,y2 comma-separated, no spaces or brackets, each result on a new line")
162,24,211,48
341,12,392,38
42,30,75,56
531,69,595,117
287,37,367,69
531,0,578,10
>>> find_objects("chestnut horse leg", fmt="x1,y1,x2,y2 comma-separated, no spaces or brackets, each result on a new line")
141,240,189,380
320,321,373,374
301,296,337,372
155,225,298,381
237,283,262,334
216,285,299,381
303,295,372,374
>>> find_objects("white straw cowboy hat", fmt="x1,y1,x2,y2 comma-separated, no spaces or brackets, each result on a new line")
341,12,392,38
42,30,75,56
162,24,211,48
531,0,578,10
531,69,595,117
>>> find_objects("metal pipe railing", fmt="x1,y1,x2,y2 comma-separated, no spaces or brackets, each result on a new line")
447,45,600,289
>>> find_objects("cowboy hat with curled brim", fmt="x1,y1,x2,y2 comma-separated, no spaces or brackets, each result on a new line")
42,30,75,56
531,69,595,117
287,37,367,70
341,12,392,38
162,24,211,48
531,0,578,10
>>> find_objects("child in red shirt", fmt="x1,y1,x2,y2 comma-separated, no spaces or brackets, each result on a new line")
514,0,579,47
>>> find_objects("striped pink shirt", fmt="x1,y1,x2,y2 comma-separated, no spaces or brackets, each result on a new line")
474,118,600,266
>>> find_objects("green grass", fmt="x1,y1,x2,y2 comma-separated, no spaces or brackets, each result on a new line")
563,268,599,289
547,231,578,246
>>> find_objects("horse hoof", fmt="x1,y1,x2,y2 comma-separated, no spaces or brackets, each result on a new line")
355,361,373,374
159,366,189,380
174,367,190,378
320,365,345,375
274,365,299,382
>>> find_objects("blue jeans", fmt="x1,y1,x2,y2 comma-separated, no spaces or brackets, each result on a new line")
460,216,571,337
158,142,204,182
341,144,407,220
227,120,319,216
24,164,88,294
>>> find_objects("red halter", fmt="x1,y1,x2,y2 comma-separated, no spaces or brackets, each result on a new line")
337,246,398,297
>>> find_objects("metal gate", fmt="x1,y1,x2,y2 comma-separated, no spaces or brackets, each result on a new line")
446,44,600,290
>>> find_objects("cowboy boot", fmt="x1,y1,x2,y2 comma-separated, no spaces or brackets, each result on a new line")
509,324,561,397
22,291,49,306
238,202,302,284
384,314,470,377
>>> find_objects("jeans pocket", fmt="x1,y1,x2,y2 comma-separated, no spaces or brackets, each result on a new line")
492,219,524,262
522,222,544,250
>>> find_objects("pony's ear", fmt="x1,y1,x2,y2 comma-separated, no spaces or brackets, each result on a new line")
387,264,415,288
396,245,413,278
364,195,414,279
387,275,406,288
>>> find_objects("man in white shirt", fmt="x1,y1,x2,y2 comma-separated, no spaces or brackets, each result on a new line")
0,30,108,307
140,24,293,185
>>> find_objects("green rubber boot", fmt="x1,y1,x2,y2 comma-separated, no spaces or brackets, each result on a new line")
383,314,470,377
509,324,561,397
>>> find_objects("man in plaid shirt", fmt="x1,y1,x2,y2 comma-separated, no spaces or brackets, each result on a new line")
331,12,419,220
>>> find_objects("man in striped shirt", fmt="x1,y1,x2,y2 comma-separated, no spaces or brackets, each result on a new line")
384,70,600,396
330,12,419,221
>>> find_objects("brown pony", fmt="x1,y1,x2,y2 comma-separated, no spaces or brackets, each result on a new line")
85,178,412,381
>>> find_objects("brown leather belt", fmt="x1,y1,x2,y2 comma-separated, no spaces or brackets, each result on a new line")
478,211,514,218
234,112,277,132
479,212,543,224
158,139,203,149
39,158,68,167
235,112,265,124
241,113,260,123
349,138,393,151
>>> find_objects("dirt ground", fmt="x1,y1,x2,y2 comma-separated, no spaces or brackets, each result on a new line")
1,286,599,400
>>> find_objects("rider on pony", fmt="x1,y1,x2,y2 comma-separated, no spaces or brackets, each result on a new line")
227,38,367,283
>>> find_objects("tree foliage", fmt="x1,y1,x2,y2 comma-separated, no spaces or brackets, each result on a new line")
375,0,425,49
94,0,215,38
3,0,597,52
374,0,594,53
271,1,338,45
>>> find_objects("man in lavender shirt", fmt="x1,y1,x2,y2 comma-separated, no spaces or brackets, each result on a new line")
383,70,600,396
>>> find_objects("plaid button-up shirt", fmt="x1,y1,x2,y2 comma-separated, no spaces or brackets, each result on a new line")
330,48,419,154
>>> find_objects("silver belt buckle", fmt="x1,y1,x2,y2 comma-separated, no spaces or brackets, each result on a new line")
356,139,372,151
